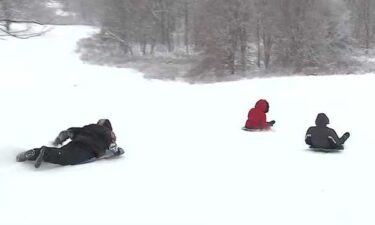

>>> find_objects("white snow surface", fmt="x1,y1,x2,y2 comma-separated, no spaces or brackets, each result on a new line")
1,26,375,225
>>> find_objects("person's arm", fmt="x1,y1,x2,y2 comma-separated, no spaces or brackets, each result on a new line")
259,113,270,129
52,127,82,146
305,127,313,146
327,128,343,149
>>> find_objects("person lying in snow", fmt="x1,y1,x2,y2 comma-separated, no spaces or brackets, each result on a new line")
244,99,275,130
305,113,350,151
16,119,124,168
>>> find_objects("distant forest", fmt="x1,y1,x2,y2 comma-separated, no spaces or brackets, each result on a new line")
2,0,375,80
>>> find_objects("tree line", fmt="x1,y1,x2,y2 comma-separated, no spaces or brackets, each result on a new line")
2,0,375,75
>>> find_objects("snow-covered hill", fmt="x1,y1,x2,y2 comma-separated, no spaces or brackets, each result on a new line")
1,26,374,225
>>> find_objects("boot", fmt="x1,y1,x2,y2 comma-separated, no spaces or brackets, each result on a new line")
341,132,350,144
34,147,47,168
16,149,39,162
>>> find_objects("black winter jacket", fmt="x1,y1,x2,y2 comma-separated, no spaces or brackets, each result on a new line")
54,124,114,157
305,113,343,149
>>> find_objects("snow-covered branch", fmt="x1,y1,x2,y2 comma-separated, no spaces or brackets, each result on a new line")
0,19,53,39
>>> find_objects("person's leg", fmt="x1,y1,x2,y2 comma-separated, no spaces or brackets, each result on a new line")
328,138,343,150
327,132,349,150
339,132,350,145
35,142,96,168
16,148,41,162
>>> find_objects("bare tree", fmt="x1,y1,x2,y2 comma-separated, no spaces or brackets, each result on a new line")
0,0,54,39
68,0,373,78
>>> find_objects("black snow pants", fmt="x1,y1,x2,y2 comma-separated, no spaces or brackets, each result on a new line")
328,133,350,149
33,142,96,165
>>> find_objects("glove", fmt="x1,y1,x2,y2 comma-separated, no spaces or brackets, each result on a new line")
52,130,71,146
109,143,125,156
267,120,276,126
115,147,125,156
52,137,63,146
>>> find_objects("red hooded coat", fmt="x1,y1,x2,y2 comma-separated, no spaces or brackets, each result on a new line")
245,99,270,129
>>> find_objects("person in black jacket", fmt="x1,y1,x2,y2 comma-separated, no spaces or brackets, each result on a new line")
305,113,350,150
16,119,124,168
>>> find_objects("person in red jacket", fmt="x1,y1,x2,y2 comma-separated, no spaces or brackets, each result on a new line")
244,99,275,130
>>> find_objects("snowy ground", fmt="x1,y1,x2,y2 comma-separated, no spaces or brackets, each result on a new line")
1,26,375,225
